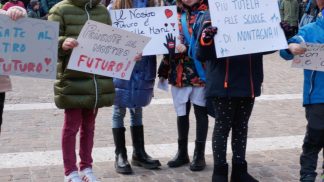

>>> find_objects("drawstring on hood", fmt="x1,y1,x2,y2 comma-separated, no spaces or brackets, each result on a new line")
83,0,99,110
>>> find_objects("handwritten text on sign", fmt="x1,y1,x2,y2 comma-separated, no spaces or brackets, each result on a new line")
292,43,324,72
68,20,151,80
110,6,179,55
208,0,288,58
0,15,58,79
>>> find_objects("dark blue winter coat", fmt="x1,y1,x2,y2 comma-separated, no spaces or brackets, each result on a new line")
195,11,272,98
113,56,157,108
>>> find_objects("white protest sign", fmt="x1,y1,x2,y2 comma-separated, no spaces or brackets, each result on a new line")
0,15,58,79
208,0,288,58
110,6,179,55
292,43,324,72
68,20,151,80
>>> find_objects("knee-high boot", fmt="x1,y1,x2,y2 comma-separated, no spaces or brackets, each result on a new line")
130,125,161,169
167,115,190,167
112,127,132,174
190,104,209,171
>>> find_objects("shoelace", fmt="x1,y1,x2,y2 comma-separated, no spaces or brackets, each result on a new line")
82,171,97,182
67,172,81,182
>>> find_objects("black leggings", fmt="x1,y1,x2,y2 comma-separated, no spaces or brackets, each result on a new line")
211,97,255,165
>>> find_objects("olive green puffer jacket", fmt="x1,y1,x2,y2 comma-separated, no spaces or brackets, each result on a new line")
49,0,115,109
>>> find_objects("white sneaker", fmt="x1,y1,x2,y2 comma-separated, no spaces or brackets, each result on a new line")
64,171,82,182
80,168,101,182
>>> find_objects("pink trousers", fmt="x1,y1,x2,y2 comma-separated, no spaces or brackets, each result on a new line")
62,108,98,176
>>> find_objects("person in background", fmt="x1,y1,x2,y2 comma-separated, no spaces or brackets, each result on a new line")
40,0,60,15
48,0,115,181
280,0,299,38
27,0,44,19
0,6,26,134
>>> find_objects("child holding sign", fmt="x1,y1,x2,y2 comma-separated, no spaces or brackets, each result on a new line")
158,0,209,172
280,4,324,182
0,6,26,134
193,10,275,182
108,0,161,175
48,0,115,182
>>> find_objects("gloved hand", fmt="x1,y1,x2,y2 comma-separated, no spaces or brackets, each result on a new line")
280,21,295,39
201,26,218,43
164,33,176,56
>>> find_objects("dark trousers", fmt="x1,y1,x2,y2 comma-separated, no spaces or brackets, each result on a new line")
0,92,5,132
300,104,324,181
211,97,255,165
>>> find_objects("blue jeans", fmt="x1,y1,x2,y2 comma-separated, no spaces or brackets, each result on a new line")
112,105,143,128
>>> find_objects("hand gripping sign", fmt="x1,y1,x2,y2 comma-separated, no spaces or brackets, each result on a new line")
68,20,151,80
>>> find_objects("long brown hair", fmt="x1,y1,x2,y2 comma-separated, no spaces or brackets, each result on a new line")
113,0,161,9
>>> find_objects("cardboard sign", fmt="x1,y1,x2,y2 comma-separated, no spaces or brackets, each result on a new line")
0,15,58,79
208,0,288,58
68,20,151,80
110,6,179,55
292,43,324,72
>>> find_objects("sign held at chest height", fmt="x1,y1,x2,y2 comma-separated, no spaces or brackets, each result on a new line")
208,0,288,58
68,20,151,80
292,43,324,72
110,6,179,55
0,15,59,79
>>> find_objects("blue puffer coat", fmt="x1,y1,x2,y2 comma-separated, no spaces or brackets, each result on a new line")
280,14,324,105
113,56,156,108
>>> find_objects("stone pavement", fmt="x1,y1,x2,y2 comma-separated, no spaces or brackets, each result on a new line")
0,53,323,182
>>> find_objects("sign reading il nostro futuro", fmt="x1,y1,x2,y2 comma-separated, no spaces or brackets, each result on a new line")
208,0,288,58
292,43,324,72
110,6,179,56
68,20,151,80
0,15,58,79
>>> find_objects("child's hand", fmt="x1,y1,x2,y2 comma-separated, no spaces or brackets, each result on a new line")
178,34,184,44
133,53,142,62
201,26,218,42
176,44,187,53
6,6,26,21
288,43,306,55
62,38,78,51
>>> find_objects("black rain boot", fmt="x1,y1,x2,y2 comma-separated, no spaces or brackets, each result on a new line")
190,104,208,171
130,125,161,169
212,164,229,182
167,115,190,167
112,127,132,174
190,141,206,171
231,161,258,182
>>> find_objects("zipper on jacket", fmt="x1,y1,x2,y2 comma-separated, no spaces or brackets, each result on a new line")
308,70,316,104
84,3,98,110
93,75,99,110
249,55,255,98
224,58,229,88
